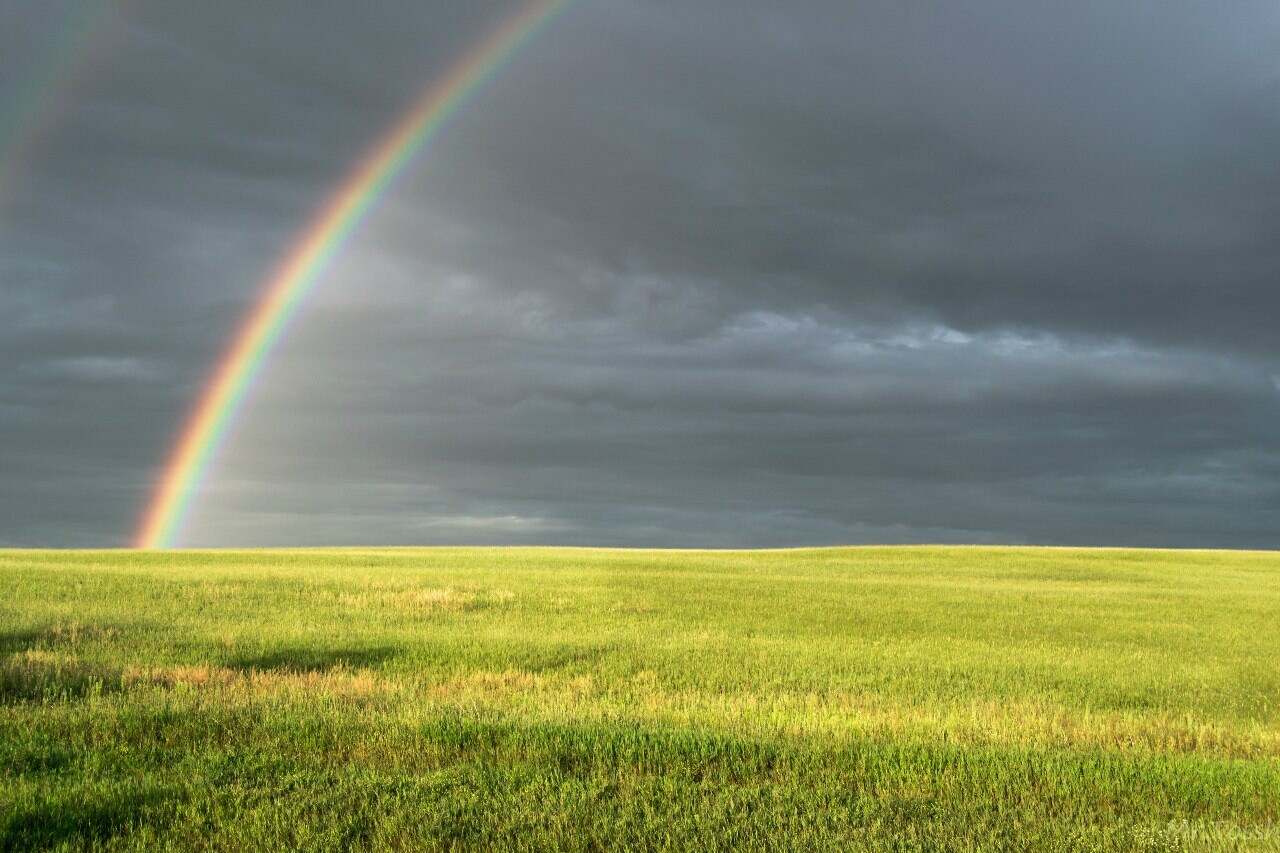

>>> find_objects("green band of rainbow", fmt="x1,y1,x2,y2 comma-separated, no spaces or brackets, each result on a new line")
136,0,574,549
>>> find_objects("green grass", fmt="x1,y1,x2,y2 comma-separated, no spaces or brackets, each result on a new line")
2,546,1278,851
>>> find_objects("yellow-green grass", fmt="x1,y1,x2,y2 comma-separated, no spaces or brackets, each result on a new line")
2,546,1278,851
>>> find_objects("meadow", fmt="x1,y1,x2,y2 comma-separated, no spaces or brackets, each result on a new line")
2,546,1278,851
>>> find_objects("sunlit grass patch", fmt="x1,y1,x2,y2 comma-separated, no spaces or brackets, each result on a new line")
332,583,516,614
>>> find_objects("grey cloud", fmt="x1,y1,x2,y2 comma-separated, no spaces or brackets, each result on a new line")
2,0,1278,548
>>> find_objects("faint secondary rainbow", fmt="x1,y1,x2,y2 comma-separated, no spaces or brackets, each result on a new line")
0,2,122,212
135,0,575,549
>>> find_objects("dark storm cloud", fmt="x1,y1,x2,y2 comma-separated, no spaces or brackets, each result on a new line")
2,0,1278,547
441,0,1280,355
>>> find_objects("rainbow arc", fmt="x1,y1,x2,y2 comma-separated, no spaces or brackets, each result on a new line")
135,0,574,549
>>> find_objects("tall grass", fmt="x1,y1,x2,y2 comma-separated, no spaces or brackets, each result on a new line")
2,546,1278,850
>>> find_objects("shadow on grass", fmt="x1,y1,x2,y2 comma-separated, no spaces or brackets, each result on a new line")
0,658,121,704
1,785,179,852
0,640,398,704
226,645,397,674
521,643,613,675
0,625,134,704
0,631,43,655
1,623,134,653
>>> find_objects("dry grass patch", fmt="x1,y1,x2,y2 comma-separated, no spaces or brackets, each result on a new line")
334,585,515,613
41,622,123,646
120,663,395,701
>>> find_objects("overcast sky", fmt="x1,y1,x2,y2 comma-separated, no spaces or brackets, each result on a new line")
3,0,1279,549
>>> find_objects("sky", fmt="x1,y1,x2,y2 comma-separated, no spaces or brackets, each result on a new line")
2,0,1279,549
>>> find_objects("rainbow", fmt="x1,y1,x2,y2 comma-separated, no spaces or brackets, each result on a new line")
0,2,121,212
135,0,574,549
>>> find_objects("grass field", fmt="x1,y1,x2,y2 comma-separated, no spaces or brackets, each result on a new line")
2,546,1278,851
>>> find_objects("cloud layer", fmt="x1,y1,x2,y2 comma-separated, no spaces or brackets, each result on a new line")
3,0,1278,547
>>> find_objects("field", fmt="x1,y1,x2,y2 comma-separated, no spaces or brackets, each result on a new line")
2,546,1278,851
